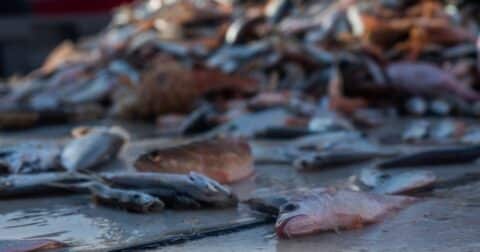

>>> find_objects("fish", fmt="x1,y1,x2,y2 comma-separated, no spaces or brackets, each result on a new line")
373,170,437,195
88,182,164,213
402,120,430,142
0,172,88,197
100,171,237,208
294,151,394,171
61,126,127,172
254,126,314,139
0,239,66,252
135,137,253,184
378,145,480,168
275,188,415,238
0,143,63,174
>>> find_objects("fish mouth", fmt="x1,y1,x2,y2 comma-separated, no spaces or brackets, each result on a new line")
276,214,318,239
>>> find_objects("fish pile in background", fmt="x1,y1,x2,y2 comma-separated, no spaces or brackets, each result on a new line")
1,0,480,130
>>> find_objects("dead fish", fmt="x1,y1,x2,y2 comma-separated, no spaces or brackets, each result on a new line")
429,120,461,141
254,126,314,139
0,239,66,252
373,170,437,195
101,171,237,208
386,62,480,102
0,143,62,174
135,137,253,184
378,145,480,168
404,96,427,116
244,196,288,217
429,99,451,116
294,151,394,171
61,126,127,172
291,131,364,151
0,172,87,197
402,120,430,142
275,188,415,238
212,108,289,138
88,182,164,213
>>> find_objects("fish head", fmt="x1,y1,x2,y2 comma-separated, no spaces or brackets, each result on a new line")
185,172,238,206
275,189,331,238
130,192,165,211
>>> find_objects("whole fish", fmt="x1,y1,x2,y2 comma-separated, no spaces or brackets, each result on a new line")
0,239,66,252
61,126,127,172
275,188,415,238
372,170,437,195
294,151,394,170
0,172,87,197
0,143,62,174
101,171,237,208
135,137,253,184
88,182,164,213
378,145,480,168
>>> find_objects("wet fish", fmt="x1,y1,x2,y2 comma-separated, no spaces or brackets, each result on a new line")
101,171,237,208
275,188,415,238
135,137,253,184
61,126,127,172
254,126,313,139
88,182,164,213
0,239,66,252
0,143,62,174
294,151,393,171
373,170,437,195
0,172,87,197
402,120,430,142
244,196,288,217
378,145,480,168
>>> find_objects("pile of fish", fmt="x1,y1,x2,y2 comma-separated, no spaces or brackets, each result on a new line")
1,0,480,131
4,0,480,250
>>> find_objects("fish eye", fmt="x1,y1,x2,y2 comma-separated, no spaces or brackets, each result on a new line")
281,203,299,212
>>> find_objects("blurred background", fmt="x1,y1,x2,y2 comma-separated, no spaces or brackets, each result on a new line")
0,0,134,77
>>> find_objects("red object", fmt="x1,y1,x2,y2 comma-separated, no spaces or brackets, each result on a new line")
31,0,135,15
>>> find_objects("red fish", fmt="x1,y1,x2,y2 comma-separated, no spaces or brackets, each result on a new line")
275,188,415,238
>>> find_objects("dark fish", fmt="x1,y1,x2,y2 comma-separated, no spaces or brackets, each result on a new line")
0,239,66,252
254,126,313,139
294,151,394,171
101,172,237,208
244,196,288,217
378,145,480,168
61,127,127,172
275,188,415,238
0,143,62,174
88,182,164,213
373,170,437,195
0,172,87,197
134,137,253,184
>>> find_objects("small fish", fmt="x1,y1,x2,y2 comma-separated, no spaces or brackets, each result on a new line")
275,188,415,238
101,171,237,208
254,126,313,139
0,172,87,197
378,145,480,168
135,137,253,184
0,143,62,174
373,170,437,195
88,182,164,213
294,151,393,171
61,126,127,172
0,239,66,252
402,120,430,142
404,96,427,116
244,196,288,217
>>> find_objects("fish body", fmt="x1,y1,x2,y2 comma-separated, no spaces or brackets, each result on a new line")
135,138,253,184
61,127,126,171
275,188,414,238
0,143,62,174
0,172,85,197
294,151,391,170
101,171,237,208
88,182,164,213
373,170,437,195
379,145,480,168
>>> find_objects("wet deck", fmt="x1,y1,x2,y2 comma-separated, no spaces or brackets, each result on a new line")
1,120,479,251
